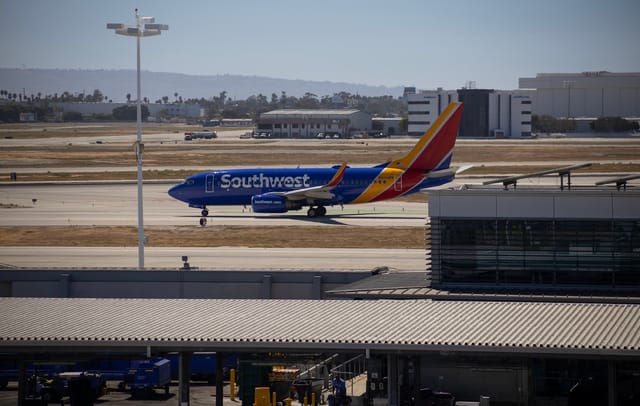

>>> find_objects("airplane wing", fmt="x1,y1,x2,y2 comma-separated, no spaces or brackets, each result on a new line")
272,162,347,201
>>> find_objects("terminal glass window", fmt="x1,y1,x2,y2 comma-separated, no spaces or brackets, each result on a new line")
437,218,640,288
496,220,556,283
441,220,496,283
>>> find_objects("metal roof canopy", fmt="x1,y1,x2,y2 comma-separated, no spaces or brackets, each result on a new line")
482,163,592,190
595,174,640,191
1,297,639,358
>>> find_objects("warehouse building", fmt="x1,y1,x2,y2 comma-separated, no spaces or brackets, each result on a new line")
406,88,533,138
256,109,371,138
51,101,203,119
519,71,640,118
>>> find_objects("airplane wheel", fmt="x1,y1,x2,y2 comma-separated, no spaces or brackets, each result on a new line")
307,207,317,217
201,208,209,217
318,206,327,216
199,217,207,227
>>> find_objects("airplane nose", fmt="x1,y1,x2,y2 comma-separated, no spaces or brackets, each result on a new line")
168,184,184,200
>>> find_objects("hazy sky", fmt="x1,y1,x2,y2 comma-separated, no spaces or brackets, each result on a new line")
1,0,638,90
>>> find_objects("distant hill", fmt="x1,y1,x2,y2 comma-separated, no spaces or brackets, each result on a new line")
0,68,404,102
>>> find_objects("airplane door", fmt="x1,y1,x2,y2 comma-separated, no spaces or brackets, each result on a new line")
394,175,403,192
206,174,215,193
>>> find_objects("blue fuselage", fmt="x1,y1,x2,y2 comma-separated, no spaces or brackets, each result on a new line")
168,166,453,209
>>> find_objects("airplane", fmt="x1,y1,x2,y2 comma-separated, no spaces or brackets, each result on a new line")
168,102,464,218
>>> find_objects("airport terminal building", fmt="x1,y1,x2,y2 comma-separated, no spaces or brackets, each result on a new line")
428,186,640,289
328,181,640,405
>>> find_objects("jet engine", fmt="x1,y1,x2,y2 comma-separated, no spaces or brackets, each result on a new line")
251,194,302,213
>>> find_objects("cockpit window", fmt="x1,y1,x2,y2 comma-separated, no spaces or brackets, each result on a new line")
183,179,195,185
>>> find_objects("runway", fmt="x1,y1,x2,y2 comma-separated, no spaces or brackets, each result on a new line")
0,182,428,227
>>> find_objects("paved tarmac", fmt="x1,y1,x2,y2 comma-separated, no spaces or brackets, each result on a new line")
0,378,360,406
0,183,428,227
0,381,273,406
0,246,425,271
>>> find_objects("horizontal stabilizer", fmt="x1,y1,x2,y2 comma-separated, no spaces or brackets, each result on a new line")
426,168,457,179
455,164,474,174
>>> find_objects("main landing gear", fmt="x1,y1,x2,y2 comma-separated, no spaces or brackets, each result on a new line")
201,207,209,217
307,206,327,218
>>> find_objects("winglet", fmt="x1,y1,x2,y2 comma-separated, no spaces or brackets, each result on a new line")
327,162,347,187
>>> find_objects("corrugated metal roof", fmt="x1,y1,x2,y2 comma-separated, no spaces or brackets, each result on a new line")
331,272,428,292
1,298,639,356
328,286,640,304
327,273,640,304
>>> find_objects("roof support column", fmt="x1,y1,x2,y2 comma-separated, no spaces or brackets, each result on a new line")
387,354,398,406
262,274,272,299
608,361,616,406
59,273,71,298
17,359,25,406
216,352,225,406
313,275,323,299
179,351,192,406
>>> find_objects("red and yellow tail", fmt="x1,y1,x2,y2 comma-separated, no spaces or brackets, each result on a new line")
392,101,463,172
352,102,463,204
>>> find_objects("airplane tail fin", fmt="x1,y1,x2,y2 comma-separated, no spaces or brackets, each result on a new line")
391,102,463,172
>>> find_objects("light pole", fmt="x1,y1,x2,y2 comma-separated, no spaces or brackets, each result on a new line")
107,10,168,269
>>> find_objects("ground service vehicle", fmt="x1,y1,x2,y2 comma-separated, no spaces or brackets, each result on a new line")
125,358,171,398
59,371,107,403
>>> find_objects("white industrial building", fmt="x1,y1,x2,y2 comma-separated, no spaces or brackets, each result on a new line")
406,88,533,138
519,71,640,118
51,101,203,119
